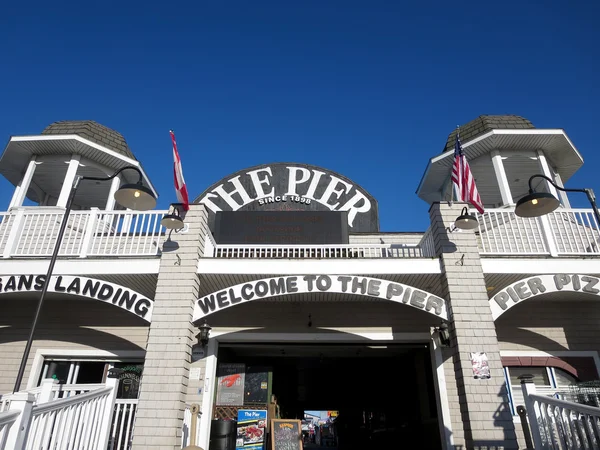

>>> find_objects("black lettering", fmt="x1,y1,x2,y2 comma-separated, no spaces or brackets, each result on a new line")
270,278,286,295
82,279,101,297
410,290,426,309
229,288,242,304
241,284,254,300
527,277,545,295
351,277,367,295
494,292,510,310
34,275,46,290
582,276,599,294
118,291,137,310
337,276,352,292
216,291,229,308
367,280,380,296
386,283,403,299
4,276,16,292
54,276,66,292
316,276,331,291
425,296,444,315
255,281,269,297
66,278,81,295
303,275,316,291
18,275,33,291
134,299,151,318
97,284,114,301
197,295,217,314
286,277,298,293
554,274,571,290
111,288,123,304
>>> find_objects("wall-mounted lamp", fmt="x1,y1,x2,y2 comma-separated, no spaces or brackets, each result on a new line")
196,320,212,347
161,204,185,230
454,206,479,230
515,174,600,226
435,322,451,347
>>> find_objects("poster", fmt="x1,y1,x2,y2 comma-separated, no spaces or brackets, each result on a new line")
216,363,246,405
470,352,491,379
236,409,267,450
244,366,270,404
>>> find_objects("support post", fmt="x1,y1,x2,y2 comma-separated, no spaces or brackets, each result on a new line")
37,379,57,403
520,374,544,450
9,156,38,209
56,155,80,207
5,393,35,450
429,202,517,449
2,208,25,258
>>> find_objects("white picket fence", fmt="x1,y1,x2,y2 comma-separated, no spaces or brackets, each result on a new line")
521,379,600,449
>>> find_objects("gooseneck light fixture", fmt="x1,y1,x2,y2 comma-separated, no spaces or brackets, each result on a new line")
454,206,479,230
161,204,185,230
197,320,212,347
13,166,157,392
515,174,600,226
436,322,451,347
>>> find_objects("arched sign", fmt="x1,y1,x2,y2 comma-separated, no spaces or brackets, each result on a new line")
193,275,447,321
490,274,600,320
0,274,153,322
193,163,379,232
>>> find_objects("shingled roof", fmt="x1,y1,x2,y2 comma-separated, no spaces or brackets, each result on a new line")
442,115,535,153
42,120,136,160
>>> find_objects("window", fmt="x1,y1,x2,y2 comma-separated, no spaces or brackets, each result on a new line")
39,360,107,385
504,366,578,415
38,359,143,400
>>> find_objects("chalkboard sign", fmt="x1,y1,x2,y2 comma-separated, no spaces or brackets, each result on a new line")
271,419,303,450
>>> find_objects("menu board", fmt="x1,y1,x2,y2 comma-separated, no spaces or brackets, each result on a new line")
236,410,267,450
244,366,270,404
271,419,303,450
216,363,245,405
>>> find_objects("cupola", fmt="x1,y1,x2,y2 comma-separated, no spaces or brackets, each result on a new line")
0,120,157,211
416,115,583,210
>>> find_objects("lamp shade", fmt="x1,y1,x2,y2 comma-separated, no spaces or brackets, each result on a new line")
161,213,185,230
114,183,157,211
515,192,560,218
454,208,479,230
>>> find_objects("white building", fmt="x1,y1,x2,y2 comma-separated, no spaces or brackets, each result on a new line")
0,116,598,450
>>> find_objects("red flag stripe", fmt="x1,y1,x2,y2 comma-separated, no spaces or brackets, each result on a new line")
170,130,190,211
451,134,484,214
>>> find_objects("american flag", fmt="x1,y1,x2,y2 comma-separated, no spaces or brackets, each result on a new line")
170,130,190,211
451,132,484,214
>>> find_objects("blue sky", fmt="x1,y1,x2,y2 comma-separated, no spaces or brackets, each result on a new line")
0,1,598,231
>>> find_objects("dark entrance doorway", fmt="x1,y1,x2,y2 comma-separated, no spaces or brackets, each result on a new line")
216,343,442,450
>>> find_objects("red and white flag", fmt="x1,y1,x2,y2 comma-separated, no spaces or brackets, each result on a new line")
170,130,190,211
451,132,484,214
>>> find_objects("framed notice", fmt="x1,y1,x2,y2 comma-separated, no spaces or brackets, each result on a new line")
471,352,491,379
271,419,303,450
216,363,246,405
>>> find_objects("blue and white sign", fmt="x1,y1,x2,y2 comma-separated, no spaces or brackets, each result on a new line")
236,409,267,450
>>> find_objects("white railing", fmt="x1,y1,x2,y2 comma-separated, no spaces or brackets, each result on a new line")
108,399,137,450
521,380,600,449
0,379,124,450
24,387,114,450
0,410,19,449
1,208,168,259
475,207,600,257
212,243,430,259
